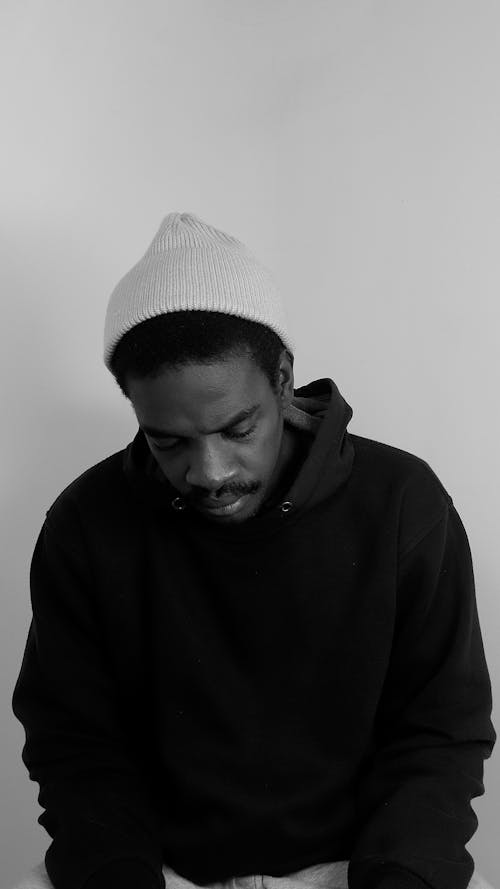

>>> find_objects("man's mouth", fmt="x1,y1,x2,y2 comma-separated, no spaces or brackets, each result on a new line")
194,493,250,517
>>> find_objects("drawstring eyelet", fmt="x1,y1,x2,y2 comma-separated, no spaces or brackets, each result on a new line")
172,497,186,512
280,501,293,515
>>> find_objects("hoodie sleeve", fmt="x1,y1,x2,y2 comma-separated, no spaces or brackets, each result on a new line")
348,493,496,889
11,507,166,889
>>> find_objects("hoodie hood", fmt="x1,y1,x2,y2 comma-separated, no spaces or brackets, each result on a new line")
123,378,354,538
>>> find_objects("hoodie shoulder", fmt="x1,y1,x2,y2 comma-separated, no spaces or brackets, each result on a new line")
349,433,454,554
45,448,129,527
350,432,448,481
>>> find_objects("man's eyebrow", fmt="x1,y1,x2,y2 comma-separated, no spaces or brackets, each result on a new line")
140,405,260,439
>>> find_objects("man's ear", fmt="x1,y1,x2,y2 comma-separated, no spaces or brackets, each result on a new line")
277,349,294,407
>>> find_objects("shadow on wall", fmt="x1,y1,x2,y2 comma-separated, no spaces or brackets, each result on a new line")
2,214,136,547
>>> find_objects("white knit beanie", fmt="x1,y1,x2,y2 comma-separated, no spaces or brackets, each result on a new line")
103,212,292,368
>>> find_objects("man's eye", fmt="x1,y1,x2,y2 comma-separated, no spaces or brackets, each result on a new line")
152,423,257,451
225,423,257,440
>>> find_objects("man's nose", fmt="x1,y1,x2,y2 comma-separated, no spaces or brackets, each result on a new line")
184,438,237,491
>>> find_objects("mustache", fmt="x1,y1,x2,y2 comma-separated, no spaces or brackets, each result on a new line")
188,480,261,503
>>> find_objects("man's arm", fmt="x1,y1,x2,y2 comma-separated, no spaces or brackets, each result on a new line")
348,498,496,889
12,507,165,889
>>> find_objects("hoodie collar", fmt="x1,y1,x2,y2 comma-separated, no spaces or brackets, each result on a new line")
123,378,354,540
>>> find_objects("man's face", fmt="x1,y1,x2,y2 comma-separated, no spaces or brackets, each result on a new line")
127,351,294,524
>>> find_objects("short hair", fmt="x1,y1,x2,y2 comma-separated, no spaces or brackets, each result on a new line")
109,311,289,398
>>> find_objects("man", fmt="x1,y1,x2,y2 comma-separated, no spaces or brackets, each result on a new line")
12,213,496,889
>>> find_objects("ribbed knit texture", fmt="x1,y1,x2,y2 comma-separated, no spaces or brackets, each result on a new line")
103,212,292,367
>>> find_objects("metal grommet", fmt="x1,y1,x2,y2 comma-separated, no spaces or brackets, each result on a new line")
280,500,293,514
171,497,186,512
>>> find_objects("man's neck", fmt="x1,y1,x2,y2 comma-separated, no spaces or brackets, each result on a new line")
263,424,311,510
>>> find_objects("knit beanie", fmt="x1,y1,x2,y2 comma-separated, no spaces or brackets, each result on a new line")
103,212,292,368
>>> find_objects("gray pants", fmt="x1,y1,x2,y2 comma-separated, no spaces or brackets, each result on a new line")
161,860,349,889
10,859,496,889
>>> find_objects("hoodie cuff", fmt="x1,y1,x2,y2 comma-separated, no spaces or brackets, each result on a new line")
81,858,164,889
368,871,431,889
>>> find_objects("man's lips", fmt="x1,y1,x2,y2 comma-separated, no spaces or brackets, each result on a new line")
186,483,260,516
191,492,252,517
195,494,247,510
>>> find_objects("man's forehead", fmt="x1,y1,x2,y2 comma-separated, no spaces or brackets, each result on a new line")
130,357,268,436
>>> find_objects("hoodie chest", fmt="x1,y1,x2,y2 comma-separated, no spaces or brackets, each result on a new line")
139,502,397,679
94,498,399,759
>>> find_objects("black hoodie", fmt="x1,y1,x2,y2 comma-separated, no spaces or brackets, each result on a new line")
12,379,495,889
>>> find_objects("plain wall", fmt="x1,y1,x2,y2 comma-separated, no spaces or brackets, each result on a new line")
2,1,499,885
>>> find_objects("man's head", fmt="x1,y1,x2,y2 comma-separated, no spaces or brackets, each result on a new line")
104,213,297,524
110,312,295,523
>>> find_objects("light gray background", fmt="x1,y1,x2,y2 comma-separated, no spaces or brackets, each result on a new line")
2,1,499,886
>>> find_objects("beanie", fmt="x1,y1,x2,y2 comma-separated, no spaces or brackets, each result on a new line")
103,212,292,368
